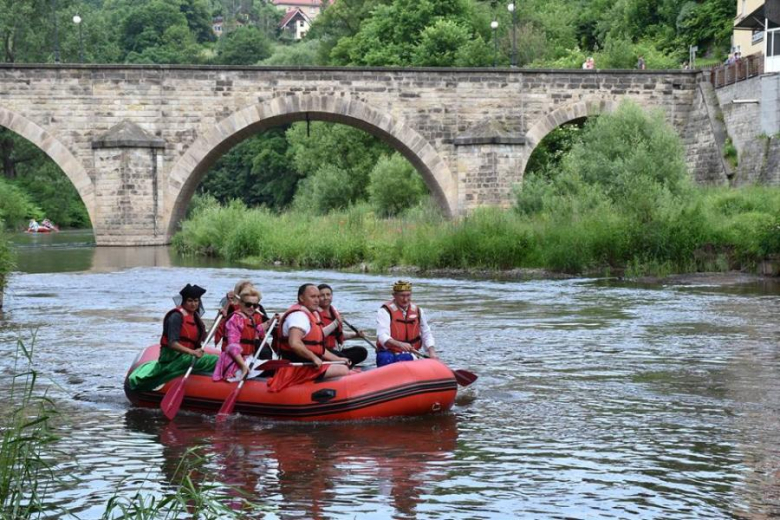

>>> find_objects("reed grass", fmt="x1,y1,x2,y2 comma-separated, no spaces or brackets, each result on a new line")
172,186,780,277
102,447,268,520
0,334,59,520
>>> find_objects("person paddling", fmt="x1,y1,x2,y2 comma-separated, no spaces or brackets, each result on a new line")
375,280,438,367
275,284,351,379
213,286,278,382
128,284,218,391
214,279,264,347
318,284,368,366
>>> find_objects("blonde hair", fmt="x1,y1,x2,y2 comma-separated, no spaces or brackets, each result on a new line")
234,279,254,295
239,287,261,301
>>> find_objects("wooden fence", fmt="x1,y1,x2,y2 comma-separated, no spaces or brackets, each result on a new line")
707,53,765,88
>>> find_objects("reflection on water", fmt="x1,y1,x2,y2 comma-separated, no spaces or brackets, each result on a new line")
10,230,231,273
1,234,780,518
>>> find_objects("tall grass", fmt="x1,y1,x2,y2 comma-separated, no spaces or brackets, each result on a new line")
172,187,780,276
0,227,14,291
102,447,268,520
0,334,59,520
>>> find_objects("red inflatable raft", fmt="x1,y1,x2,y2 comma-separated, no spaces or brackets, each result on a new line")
25,226,58,233
124,345,458,421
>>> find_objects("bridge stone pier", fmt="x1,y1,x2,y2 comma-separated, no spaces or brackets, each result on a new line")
0,64,725,246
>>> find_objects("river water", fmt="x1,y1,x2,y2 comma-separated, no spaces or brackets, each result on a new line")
2,231,779,519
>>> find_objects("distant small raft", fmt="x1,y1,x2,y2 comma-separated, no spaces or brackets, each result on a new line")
124,345,458,421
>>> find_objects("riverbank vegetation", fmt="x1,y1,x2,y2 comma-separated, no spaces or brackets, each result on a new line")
0,129,90,231
173,102,780,276
0,335,265,519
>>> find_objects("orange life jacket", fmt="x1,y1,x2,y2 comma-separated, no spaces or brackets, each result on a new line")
319,305,344,350
223,311,262,357
378,301,421,351
160,306,204,350
275,304,325,358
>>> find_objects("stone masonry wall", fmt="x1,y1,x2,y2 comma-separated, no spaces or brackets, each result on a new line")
715,75,780,186
0,65,721,245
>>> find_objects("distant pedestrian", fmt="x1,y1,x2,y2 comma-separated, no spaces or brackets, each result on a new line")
636,56,646,70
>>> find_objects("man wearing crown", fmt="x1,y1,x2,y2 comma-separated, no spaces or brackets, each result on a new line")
375,280,438,367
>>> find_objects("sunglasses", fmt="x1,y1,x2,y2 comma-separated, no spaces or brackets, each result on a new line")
241,301,260,309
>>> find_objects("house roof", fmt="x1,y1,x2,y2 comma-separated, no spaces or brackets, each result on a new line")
273,0,324,7
279,8,311,28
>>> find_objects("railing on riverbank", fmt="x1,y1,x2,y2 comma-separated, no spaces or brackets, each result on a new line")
707,53,764,88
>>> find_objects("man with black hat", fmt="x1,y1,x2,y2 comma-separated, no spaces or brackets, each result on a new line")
375,280,437,367
128,284,218,391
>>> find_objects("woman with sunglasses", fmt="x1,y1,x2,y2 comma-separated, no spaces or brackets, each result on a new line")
213,287,278,382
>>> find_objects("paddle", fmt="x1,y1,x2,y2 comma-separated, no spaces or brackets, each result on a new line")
343,319,377,351
216,317,278,422
254,359,349,369
409,349,478,387
161,310,223,421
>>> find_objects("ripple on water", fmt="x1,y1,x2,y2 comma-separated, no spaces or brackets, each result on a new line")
1,265,780,518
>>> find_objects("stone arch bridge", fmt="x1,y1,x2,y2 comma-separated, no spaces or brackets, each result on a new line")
0,64,724,245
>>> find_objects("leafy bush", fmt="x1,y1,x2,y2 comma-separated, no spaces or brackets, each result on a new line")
0,227,14,290
368,153,428,217
0,178,41,230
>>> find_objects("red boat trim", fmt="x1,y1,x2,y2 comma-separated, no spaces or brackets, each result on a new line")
130,377,457,418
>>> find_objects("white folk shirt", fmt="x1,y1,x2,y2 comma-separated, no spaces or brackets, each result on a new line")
376,304,435,352
282,311,339,338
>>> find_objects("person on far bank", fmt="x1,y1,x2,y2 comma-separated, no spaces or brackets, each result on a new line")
128,284,218,391
276,283,351,379
317,284,368,366
375,280,438,367
636,55,646,70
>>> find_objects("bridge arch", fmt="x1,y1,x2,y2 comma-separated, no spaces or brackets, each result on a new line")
523,99,619,172
0,107,96,228
164,95,457,239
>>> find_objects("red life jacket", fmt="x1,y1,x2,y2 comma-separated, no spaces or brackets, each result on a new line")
319,305,344,350
379,301,422,351
222,311,262,357
214,302,240,346
160,306,204,350
275,304,325,358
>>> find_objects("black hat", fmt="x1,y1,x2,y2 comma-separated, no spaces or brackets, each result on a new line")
179,284,207,300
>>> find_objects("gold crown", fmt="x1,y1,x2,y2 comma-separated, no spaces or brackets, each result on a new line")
392,280,412,292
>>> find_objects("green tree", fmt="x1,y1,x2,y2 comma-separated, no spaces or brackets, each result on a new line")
368,153,427,216
413,19,470,67
261,39,323,66
329,0,480,66
198,128,301,210
216,25,272,64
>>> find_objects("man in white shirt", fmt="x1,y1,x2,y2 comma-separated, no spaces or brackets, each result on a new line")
375,280,437,367
277,283,351,379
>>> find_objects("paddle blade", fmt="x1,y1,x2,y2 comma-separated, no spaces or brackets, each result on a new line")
453,369,478,387
216,384,241,422
160,378,187,420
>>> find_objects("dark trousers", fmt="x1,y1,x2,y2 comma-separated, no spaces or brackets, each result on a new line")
328,346,368,366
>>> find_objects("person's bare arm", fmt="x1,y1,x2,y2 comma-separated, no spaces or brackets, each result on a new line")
288,328,322,366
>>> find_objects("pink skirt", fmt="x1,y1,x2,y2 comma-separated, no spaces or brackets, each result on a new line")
212,345,245,381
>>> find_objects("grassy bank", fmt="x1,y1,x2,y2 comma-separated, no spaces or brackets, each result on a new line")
172,187,780,277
